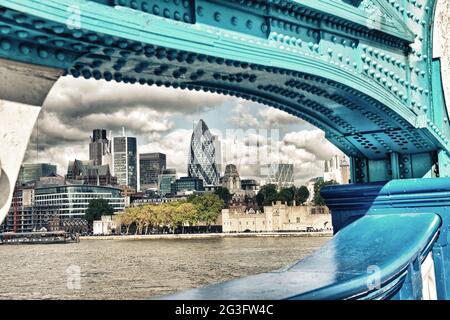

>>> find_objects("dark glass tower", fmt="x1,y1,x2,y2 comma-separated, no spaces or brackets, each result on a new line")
17,163,57,185
188,119,219,186
139,153,166,190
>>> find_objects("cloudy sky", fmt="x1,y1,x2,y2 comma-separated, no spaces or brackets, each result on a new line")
24,76,343,185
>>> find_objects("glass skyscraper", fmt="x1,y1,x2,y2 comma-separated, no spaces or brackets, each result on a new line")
140,153,166,190
158,169,177,197
17,163,57,185
266,163,294,190
188,119,220,186
174,176,204,194
113,136,138,191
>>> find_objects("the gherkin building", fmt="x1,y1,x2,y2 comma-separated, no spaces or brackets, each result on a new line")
188,120,220,186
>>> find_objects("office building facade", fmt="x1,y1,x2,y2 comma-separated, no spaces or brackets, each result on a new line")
1,185,125,233
113,136,138,191
158,169,177,197
266,163,294,190
1,188,35,233
33,185,125,219
17,163,57,186
140,153,166,190
174,177,204,195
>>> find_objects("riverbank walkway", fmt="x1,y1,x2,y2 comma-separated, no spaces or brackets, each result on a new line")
81,231,333,241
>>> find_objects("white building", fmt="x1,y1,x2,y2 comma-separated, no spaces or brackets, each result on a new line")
93,215,119,235
324,155,350,185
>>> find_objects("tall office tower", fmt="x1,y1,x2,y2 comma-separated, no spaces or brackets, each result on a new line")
140,153,166,190
187,119,220,186
266,163,294,190
17,163,57,185
212,135,222,176
89,129,112,166
112,134,138,191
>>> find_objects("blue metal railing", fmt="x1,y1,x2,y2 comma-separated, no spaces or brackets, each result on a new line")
162,178,450,300
163,211,441,300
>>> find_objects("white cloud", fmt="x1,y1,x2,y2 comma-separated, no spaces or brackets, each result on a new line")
138,129,192,177
25,142,87,177
44,76,228,118
283,130,342,160
230,103,260,128
230,101,307,129
22,77,346,185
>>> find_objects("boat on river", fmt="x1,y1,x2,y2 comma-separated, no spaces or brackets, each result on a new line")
0,231,80,245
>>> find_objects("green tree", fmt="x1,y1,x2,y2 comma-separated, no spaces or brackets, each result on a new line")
116,210,133,234
314,179,338,205
188,193,224,226
295,186,310,205
85,199,114,224
141,205,156,235
134,206,147,235
256,184,278,206
158,203,175,233
174,202,198,233
214,187,232,207
278,187,296,205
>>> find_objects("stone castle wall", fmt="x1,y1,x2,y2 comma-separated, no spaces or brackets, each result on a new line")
222,202,331,233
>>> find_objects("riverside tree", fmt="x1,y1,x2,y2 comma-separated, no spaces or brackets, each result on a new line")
214,187,232,208
188,193,225,226
256,185,310,207
256,184,279,206
115,194,224,235
295,186,310,205
85,199,114,225
313,179,338,205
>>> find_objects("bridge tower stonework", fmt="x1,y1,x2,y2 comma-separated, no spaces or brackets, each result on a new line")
0,0,450,299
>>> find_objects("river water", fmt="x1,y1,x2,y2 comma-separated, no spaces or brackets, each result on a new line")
0,236,330,300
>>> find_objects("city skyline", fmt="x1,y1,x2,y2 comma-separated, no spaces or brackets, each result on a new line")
23,76,344,185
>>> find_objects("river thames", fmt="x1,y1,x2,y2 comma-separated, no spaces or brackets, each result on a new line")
0,236,330,300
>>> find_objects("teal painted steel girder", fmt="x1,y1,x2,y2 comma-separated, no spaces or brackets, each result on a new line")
0,0,448,182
